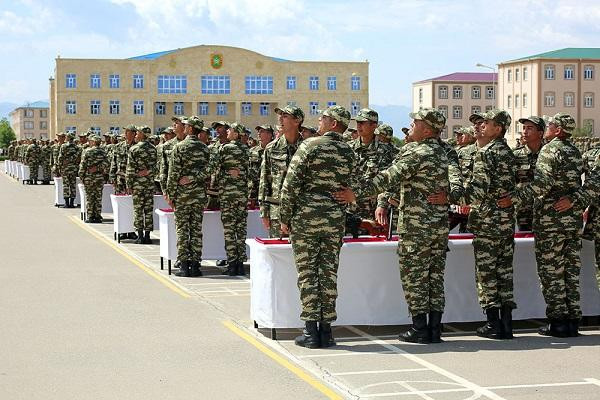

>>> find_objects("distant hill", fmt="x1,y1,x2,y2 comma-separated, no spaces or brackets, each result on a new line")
0,102,19,120
371,104,412,138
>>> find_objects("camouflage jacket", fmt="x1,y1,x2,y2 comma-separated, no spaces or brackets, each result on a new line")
259,134,303,220
58,142,81,174
218,140,249,203
109,141,131,183
25,144,42,166
457,143,478,184
166,135,210,206
513,137,587,233
438,139,465,204
349,136,395,183
248,144,266,201
7,144,15,161
160,137,181,190
363,137,450,237
78,146,109,183
279,132,356,234
126,140,157,189
464,137,516,237
51,143,62,174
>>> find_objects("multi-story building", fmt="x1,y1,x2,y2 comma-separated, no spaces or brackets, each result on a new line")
498,48,600,143
49,45,369,139
9,101,50,140
412,72,497,138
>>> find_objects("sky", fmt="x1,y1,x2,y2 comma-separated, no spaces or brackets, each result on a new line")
2,0,600,107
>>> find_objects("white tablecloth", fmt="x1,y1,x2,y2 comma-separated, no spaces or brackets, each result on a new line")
53,177,82,206
78,183,114,218
2,160,8,174
248,237,600,328
18,164,29,182
110,194,170,234
155,209,268,261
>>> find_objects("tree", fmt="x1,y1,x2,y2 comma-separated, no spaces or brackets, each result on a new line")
0,118,16,149
572,121,593,138
391,136,405,147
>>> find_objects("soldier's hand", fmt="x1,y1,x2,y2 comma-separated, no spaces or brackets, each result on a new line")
458,205,471,215
261,217,270,230
333,187,356,204
375,207,388,225
427,191,448,205
497,195,513,208
138,169,149,177
179,176,191,185
228,168,240,178
280,223,290,235
553,196,573,212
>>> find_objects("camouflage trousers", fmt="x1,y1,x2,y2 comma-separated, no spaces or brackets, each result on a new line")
290,231,344,323
114,176,127,194
29,162,40,181
398,233,448,315
220,199,248,263
175,200,205,262
516,207,533,232
62,171,77,198
132,188,154,231
535,233,582,319
472,235,516,310
84,179,103,219
268,218,287,238
42,163,51,181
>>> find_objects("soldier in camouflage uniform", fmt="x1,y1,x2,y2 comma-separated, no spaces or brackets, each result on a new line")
259,105,304,237
25,138,42,184
375,124,401,159
504,113,589,338
160,120,182,194
166,117,210,277
51,133,66,177
581,138,600,291
40,140,52,184
156,127,175,192
513,116,545,231
207,121,230,209
280,106,356,348
217,122,249,276
463,110,517,340
126,126,157,244
300,125,318,140
248,125,274,208
336,108,450,344
79,135,109,223
450,125,478,232
110,125,137,194
58,133,81,208
7,140,16,161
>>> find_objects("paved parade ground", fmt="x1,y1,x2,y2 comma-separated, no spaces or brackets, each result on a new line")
1,173,600,400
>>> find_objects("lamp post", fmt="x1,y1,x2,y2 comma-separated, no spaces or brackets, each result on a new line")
476,63,496,107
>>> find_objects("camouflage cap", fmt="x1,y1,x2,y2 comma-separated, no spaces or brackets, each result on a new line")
375,123,393,138
56,132,66,137
409,108,446,131
545,112,576,134
458,126,475,136
182,116,204,130
66,132,76,139
88,134,102,142
79,131,89,137
320,105,351,126
123,124,138,132
483,109,512,130
103,131,112,136
347,127,357,133
229,122,246,134
301,125,318,134
468,112,485,123
137,125,152,134
342,132,354,142
352,108,378,123
161,127,174,134
274,105,305,121
171,116,184,122
255,124,274,133
518,116,545,132
211,120,230,129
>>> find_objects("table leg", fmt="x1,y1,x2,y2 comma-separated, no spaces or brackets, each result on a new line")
271,328,277,340
160,257,164,270
253,321,258,329
168,260,171,275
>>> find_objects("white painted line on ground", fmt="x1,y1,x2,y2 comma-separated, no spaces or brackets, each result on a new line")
297,351,396,358
487,380,600,390
398,381,436,400
335,335,398,341
348,326,508,400
585,378,600,387
332,368,429,376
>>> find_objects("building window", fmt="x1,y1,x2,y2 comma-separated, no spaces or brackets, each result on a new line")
90,74,101,89
66,73,76,88
245,76,273,94
523,67,528,81
201,75,230,94
515,94,520,108
110,127,120,135
471,106,481,115
286,76,296,90
309,76,319,91
133,100,144,115
260,102,270,116
158,75,187,94
90,127,101,135
109,100,120,115
40,121,47,130
544,65,555,80
287,101,297,107
109,74,120,88
507,95,512,108
351,101,360,116
564,92,575,107
544,92,555,107
216,102,227,116
583,119,595,135
198,102,209,116
309,101,319,115
471,86,481,99
327,101,336,107
351,76,361,91
155,102,166,115
418,88,423,103
24,121,34,129
40,109,47,118
327,76,337,91
66,101,77,114
133,74,144,89
452,85,462,99
507,69,512,82
523,93,528,108
485,86,495,100
241,102,252,116
584,93,594,108
515,68,520,82
24,109,34,117
438,86,448,99
564,65,575,80
440,127,448,139
90,100,101,115
584,65,594,80
452,105,462,119
65,126,76,134
173,102,184,115
485,105,493,112
438,105,448,118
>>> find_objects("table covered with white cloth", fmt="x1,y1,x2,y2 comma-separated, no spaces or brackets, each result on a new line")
248,234,600,330
77,183,114,219
110,194,169,239
53,177,81,206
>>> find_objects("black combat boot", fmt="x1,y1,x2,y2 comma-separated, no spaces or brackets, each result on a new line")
236,261,246,276
134,230,144,244
189,261,203,277
127,231,138,240
295,321,320,349
568,318,580,337
216,259,227,267
319,322,335,348
477,307,502,339
226,260,237,277
428,311,443,343
399,314,429,344
64,198,71,208
70,198,77,208
500,305,514,339
539,319,570,338
143,231,151,244
175,261,191,277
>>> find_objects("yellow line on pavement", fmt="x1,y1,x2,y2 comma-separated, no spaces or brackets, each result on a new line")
222,320,343,400
68,216,191,298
